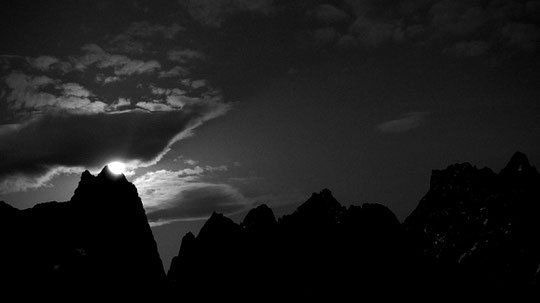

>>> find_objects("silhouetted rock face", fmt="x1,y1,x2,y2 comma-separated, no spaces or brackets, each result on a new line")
198,212,242,241
0,167,165,295
168,190,408,300
241,204,276,232
500,151,537,180
282,188,345,227
404,152,540,292
3,153,539,299
168,152,540,300
167,232,196,283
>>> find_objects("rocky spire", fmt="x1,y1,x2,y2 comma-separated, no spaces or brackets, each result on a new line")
0,167,166,295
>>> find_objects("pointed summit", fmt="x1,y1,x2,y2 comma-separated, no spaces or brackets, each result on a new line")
296,188,344,219
72,167,134,207
167,232,197,282
500,151,535,176
198,212,241,241
279,189,346,228
242,204,276,232
97,165,128,182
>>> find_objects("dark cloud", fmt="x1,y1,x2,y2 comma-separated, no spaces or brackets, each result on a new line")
501,22,540,51
0,102,227,192
180,0,274,27
167,49,206,63
444,40,491,57
117,21,184,40
30,56,60,71
108,21,184,54
72,44,162,75
296,0,540,55
309,4,350,24
348,16,404,47
159,66,189,78
311,27,340,45
428,0,488,36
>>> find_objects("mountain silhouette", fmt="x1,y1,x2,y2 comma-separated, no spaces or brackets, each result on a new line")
168,152,540,300
404,152,540,295
0,166,165,298
1,152,539,299
166,188,409,300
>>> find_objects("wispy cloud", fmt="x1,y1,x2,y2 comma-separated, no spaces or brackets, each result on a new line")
72,44,162,75
377,112,429,133
167,49,206,63
30,56,60,71
444,40,491,57
133,165,248,225
4,72,108,116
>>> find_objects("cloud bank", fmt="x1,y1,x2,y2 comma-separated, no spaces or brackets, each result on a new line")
190,0,539,55
0,21,228,193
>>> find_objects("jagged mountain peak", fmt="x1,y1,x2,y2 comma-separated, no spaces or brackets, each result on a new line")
296,188,344,214
206,211,229,223
97,165,128,181
242,204,276,231
404,152,540,289
72,167,138,210
500,151,537,178
408,152,539,220
197,212,241,241
429,162,495,193
78,166,129,188
505,151,531,169
177,232,196,255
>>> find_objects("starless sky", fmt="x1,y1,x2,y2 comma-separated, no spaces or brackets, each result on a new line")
1,0,540,269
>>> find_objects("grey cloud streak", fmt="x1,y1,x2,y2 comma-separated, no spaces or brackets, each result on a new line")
72,44,162,75
133,167,248,224
377,112,429,133
146,183,248,224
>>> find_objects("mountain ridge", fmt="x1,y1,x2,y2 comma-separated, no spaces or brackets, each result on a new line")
1,152,539,299
167,151,540,299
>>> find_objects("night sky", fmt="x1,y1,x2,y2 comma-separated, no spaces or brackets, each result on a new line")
1,0,540,269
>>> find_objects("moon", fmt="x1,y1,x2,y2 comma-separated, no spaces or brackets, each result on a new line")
108,161,126,175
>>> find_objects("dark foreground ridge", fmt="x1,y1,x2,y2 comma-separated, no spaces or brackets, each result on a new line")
1,152,539,299
0,166,165,297
169,152,540,300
